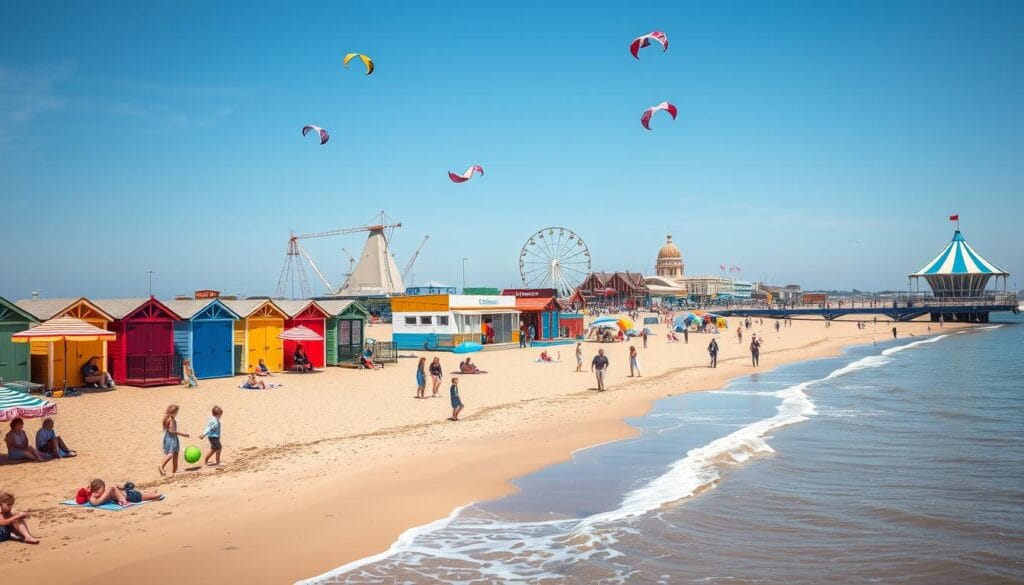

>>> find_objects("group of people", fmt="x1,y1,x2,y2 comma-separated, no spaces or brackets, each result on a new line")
4,417,75,462
414,357,464,420
159,403,223,475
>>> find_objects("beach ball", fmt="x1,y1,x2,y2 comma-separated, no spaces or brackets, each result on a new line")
184,445,202,464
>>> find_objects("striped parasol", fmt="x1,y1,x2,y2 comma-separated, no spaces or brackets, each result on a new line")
0,386,57,421
277,325,323,341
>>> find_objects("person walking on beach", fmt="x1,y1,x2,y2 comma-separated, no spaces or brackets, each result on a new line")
448,378,463,421
159,404,189,476
629,345,641,377
642,328,648,349
591,348,609,391
199,406,223,466
527,324,536,346
519,322,527,348
575,342,584,372
774,320,780,333
708,338,719,368
429,357,443,397
892,326,897,339
750,335,761,367
737,326,743,344
683,327,689,343
415,357,427,398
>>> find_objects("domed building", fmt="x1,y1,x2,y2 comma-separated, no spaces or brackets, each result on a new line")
655,234,684,279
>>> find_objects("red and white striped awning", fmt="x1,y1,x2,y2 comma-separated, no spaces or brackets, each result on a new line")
10,316,117,343
278,325,323,341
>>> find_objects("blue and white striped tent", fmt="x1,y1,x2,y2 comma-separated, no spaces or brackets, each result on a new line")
910,230,1008,297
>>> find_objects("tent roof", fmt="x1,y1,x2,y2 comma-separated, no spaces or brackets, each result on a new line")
336,228,406,296
911,231,1008,277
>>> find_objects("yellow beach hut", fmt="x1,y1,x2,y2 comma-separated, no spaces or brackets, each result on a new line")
14,298,116,389
222,299,286,373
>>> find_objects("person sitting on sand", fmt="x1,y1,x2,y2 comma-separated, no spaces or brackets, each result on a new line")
35,418,76,458
255,358,272,377
242,373,266,390
360,345,381,369
88,479,161,507
539,350,553,362
81,356,115,389
459,358,483,374
181,358,198,388
616,330,626,342
0,492,40,544
4,418,45,462
293,343,314,372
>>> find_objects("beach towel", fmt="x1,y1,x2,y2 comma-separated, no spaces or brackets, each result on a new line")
61,495,165,511
533,359,562,364
238,383,283,390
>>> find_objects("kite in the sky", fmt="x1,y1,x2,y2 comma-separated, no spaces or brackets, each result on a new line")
448,165,484,183
301,125,330,145
640,102,677,130
343,53,374,75
630,31,669,59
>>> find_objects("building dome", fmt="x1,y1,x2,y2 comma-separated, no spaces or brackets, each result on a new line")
658,235,682,259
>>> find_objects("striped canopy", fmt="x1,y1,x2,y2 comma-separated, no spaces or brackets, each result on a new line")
911,231,1008,277
0,386,57,421
10,316,117,343
278,325,323,341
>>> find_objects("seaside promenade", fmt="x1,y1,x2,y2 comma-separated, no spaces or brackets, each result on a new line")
1,316,965,584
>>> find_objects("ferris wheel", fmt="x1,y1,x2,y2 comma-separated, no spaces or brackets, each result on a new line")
519,227,591,297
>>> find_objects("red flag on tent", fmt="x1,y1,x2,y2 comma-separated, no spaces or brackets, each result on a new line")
949,214,959,221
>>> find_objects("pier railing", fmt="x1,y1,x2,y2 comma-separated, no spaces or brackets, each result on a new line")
712,292,1017,312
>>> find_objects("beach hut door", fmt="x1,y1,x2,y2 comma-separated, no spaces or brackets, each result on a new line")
193,321,232,379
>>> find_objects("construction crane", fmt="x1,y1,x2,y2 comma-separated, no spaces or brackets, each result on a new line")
275,221,402,299
402,235,430,280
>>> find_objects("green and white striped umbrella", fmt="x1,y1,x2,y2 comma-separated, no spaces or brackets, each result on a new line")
0,386,57,422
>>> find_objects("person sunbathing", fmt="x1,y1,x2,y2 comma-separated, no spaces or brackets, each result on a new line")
35,418,76,458
87,479,161,506
242,373,266,390
459,358,483,374
539,351,553,362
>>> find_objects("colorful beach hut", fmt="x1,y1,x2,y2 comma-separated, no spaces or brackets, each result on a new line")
164,299,239,380
222,300,286,373
317,300,370,364
502,289,565,343
558,313,584,339
93,298,182,387
275,300,328,369
0,297,38,383
15,298,115,389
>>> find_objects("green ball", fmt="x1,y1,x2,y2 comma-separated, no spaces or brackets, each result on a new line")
184,445,202,464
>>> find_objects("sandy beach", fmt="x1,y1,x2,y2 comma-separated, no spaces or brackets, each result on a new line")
1,316,963,584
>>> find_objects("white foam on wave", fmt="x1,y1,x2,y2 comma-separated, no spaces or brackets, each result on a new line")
302,339,953,583
881,334,948,356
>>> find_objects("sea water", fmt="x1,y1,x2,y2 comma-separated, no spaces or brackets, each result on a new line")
303,317,1024,584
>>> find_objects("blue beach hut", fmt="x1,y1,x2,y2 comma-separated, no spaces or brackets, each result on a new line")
164,299,239,379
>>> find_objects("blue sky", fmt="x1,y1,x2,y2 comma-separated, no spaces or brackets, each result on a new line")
2,1,1022,299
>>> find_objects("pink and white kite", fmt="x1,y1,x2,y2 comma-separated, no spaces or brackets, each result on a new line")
448,165,484,183
301,125,330,145
629,31,669,59
640,102,677,130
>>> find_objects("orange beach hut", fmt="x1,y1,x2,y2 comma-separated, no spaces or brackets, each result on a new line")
15,298,116,389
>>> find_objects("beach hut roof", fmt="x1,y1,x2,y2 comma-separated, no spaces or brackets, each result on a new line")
0,296,40,323
11,317,117,343
315,299,369,317
14,297,114,321
910,231,1008,277
221,299,284,318
91,297,182,320
162,299,240,320
274,299,328,318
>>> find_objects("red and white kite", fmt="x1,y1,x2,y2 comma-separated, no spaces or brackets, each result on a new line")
301,125,330,145
640,102,677,130
630,31,669,59
448,165,484,183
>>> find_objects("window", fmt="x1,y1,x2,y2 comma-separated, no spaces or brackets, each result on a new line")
404,316,416,326
437,315,449,326
420,316,433,325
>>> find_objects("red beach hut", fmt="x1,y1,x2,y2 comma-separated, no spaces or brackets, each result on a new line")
93,298,182,387
275,300,328,369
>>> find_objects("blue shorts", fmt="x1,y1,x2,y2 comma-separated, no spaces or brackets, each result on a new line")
451,398,463,409
0,524,11,541
126,490,142,504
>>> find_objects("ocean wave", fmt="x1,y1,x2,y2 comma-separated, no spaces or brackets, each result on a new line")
881,334,948,356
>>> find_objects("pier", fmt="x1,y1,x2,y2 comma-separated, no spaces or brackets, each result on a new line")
715,293,1019,323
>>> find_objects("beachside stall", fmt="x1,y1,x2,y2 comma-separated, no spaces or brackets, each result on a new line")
223,300,286,373
317,300,370,364
10,316,117,391
0,297,38,383
391,294,520,351
93,298,182,387
275,300,328,369
502,288,569,346
164,299,240,380
15,298,116,389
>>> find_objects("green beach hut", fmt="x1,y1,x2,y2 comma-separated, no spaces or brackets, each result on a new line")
317,300,370,364
0,297,39,383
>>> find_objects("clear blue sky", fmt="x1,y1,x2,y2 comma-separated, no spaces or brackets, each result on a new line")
2,1,1021,299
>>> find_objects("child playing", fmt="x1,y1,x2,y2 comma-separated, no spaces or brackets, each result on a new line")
88,479,161,506
199,406,223,466
448,377,464,421
0,492,40,544
158,404,189,476
242,372,265,389
181,359,198,388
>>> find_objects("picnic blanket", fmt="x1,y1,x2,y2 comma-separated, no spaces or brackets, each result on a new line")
61,495,165,511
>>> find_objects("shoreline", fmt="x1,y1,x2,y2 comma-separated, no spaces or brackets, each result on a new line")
0,319,965,584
